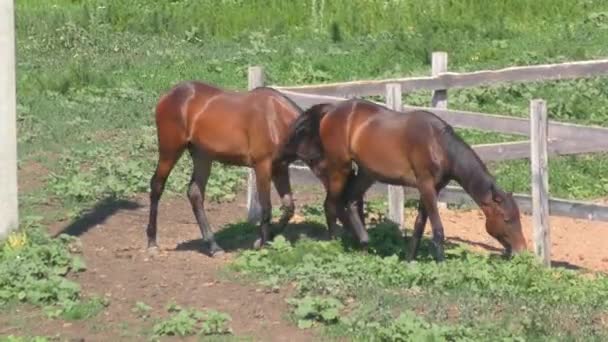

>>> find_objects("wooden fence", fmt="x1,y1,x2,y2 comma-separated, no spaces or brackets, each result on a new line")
246,53,608,266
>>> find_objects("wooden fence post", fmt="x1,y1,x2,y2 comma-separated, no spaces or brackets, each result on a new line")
247,66,264,224
386,83,405,229
530,99,551,266
0,0,18,240
431,52,448,108
432,52,448,209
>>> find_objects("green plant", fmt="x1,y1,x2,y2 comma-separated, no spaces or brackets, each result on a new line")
45,296,110,320
0,337,50,342
0,217,111,324
229,213,608,340
152,306,232,338
288,296,343,329
132,301,153,320
0,218,84,306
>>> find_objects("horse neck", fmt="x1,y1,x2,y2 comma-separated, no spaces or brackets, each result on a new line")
447,143,495,208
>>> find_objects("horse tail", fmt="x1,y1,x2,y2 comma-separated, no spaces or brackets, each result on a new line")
276,102,334,163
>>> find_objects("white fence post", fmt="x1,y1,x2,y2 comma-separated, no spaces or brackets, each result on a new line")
386,83,405,229
247,66,264,224
0,0,18,240
530,99,551,266
432,52,448,209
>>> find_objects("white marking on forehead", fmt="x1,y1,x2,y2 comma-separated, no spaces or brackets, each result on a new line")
188,93,222,141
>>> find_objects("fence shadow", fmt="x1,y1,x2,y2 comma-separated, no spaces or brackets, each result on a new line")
55,197,142,237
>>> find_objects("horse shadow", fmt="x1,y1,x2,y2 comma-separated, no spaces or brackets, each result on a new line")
174,220,331,254
54,197,142,237
174,218,456,262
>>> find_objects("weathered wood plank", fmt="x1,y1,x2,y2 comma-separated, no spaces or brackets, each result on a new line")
431,52,448,109
277,59,608,98
287,165,608,222
432,52,449,209
386,83,405,228
474,139,608,162
280,90,608,141
246,66,264,224
530,99,551,266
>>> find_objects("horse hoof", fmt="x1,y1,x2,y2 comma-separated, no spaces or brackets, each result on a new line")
253,238,266,250
210,248,225,257
147,245,160,255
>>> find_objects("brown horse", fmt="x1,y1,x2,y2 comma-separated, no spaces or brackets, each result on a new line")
147,81,302,256
278,99,527,261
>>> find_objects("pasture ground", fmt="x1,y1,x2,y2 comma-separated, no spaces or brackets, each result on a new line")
5,1,608,340
2,166,607,340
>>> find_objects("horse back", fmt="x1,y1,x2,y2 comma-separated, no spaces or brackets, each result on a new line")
155,81,300,166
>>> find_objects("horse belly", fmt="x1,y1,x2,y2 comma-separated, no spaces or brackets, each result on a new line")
189,121,250,166
353,138,417,187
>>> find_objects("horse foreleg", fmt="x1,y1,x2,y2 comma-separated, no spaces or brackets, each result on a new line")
341,171,374,249
417,179,446,262
407,202,428,262
323,166,350,240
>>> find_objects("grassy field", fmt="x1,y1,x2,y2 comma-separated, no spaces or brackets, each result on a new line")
4,0,608,340
14,0,608,207
228,203,608,341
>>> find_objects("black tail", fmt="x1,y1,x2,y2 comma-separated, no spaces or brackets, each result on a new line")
276,102,334,164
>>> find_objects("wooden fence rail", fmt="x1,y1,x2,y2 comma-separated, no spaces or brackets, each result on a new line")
276,58,608,98
247,54,608,266
279,89,608,141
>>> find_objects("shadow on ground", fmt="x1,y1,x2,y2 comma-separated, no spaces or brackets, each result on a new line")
174,218,462,262
175,220,330,254
55,197,142,237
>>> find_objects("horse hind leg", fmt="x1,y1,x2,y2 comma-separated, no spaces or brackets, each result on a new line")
147,141,186,250
252,159,274,249
341,171,375,249
187,147,224,256
271,163,295,235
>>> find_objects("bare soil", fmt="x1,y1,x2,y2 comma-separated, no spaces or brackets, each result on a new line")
2,179,608,341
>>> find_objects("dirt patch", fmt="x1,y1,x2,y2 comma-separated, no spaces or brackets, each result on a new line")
18,160,49,193
3,183,608,340
3,191,319,341
423,206,608,273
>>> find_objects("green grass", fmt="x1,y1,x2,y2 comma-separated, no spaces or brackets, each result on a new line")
228,218,608,341
15,0,608,205
9,2,608,338
0,218,108,322
151,303,232,339
0,337,50,342
222,200,608,339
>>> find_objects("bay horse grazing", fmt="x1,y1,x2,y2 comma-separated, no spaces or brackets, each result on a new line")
147,81,302,256
278,99,527,262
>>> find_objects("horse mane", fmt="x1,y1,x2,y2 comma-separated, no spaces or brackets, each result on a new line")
426,111,498,198
276,102,334,163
